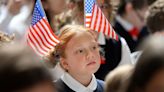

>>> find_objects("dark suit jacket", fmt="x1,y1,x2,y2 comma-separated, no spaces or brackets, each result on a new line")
114,21,150,52
95,38,122,80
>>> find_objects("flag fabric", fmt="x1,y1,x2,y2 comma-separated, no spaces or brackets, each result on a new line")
85,0,118,40
27,0,60,56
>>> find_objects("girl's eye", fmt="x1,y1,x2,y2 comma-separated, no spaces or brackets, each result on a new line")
92,45,98,50
79,49,83,53
76,49,84,54
92,46,96,50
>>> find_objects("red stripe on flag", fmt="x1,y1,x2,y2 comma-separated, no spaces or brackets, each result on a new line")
98,10,103,33
30,25,50,51
27,33,45,55
27,0,60,56
90,4,96,28
95,8,101,32
39,20,57,46
90,5,97,29
35,24,53,49
29,28,47,53
86,16,92,18
112,29,114,38
103,17,107,34
35,23,54,48
27,38,43,56
86,21,91,24
42,19,59,43
93,6,99,30
107,22,111,36
85,2,118,40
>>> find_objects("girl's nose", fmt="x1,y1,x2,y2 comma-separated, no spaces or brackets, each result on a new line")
86,50,94,60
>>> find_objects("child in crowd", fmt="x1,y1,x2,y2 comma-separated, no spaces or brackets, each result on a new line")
53,25,104,92
70,0,132,81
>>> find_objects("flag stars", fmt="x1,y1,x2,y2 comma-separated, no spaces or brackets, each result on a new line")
85,0,95,13
31,7,42,25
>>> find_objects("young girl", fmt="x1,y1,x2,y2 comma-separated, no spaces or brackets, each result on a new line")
53,25,104,92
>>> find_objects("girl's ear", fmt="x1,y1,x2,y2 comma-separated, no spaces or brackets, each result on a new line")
60,58,69,71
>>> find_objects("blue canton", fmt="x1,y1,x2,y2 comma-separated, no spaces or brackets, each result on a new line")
31,0,45,25
85,0,95,13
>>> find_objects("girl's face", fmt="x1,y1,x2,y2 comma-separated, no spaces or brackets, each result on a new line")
144,69,164,92
61,31,100,76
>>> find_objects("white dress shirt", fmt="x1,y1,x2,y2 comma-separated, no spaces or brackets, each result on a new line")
50,63,65,80
61,72,97,92
118,37,133,66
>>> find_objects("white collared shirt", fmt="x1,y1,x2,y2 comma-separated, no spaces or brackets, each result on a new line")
51,63,65,80
118,37,133,66
61,72,97,92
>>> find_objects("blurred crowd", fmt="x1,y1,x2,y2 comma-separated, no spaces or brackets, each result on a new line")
0,0,164,92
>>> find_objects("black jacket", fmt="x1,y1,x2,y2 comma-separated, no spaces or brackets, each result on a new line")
95,38,122,80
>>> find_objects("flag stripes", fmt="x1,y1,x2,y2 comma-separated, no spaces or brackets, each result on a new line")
85,0,118,40
27,0,60,56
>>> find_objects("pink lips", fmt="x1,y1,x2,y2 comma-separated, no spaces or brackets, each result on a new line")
87,61,96,66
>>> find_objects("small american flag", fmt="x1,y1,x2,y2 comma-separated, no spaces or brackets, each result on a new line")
85,0,118,40
27,0,60,56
